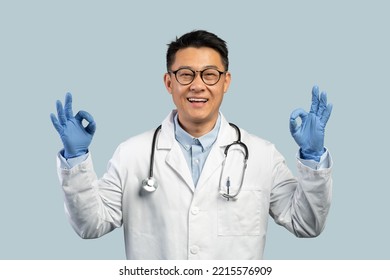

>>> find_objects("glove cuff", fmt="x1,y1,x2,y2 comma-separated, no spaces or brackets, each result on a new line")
299,148,325,162
64,149,88,159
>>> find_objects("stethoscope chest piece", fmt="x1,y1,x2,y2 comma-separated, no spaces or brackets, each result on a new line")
141,177,158,193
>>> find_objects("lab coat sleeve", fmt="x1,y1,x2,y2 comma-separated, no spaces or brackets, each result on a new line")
269,146,332,237
57,148,123,239
297,148,330,170
58,150,89,169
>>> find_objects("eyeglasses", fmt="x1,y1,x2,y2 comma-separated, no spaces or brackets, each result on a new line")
169,68,226,86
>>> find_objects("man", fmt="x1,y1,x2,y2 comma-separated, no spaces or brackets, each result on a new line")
51,30,333,259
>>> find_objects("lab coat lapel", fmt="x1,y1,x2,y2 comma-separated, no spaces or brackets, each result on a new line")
196,116,236,189
195,145,224,189
157,111,195,192
165,143,195,192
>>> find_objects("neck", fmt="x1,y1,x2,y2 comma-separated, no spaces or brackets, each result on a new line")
177,117,218,138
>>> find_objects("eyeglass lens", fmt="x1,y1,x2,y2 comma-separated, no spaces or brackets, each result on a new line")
175,68,222,85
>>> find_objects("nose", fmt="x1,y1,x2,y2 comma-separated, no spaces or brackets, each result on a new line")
189,72,205,92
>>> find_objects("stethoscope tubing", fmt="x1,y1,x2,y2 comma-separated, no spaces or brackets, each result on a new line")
148,124,162,179
142,122,248,199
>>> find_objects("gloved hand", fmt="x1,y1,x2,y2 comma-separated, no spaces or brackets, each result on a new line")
50,93,96,159
289,85,333,162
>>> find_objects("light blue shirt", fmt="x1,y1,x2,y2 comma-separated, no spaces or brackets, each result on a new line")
173,113,221,187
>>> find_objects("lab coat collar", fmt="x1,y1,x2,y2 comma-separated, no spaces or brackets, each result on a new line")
157,110,236,150
157,110,237,192
174,112,221,153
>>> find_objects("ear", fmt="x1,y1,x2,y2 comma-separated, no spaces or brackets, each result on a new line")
164,73,173,94
223,71,231,93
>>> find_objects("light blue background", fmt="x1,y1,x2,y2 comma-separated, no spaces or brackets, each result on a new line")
1,0,389,259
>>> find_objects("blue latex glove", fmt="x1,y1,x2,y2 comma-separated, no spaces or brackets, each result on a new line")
50,93,96,159
289,86,333,162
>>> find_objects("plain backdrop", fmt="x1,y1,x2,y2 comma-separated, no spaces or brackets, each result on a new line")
1,0,389,259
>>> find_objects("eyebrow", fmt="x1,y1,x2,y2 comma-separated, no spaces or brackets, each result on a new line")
177,65,221,71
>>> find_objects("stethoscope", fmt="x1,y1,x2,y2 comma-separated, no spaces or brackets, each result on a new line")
141,123,249,200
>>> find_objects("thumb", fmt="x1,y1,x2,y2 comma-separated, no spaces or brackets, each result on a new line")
289,108,307,134
75,110,96,135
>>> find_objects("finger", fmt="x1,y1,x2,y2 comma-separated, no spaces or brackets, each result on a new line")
64,92,74,120
75,110,96,135
56,100,66,125
289,108,307,134
309,85,320,114
50,113,63,134
321,103,333,126
290,108,307,120
317,91,328,117
85,121,97,135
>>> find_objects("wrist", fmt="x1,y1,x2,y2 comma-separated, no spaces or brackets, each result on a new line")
299,148,325,162
64,149,88,159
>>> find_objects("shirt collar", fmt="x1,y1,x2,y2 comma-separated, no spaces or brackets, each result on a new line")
174,113,221,152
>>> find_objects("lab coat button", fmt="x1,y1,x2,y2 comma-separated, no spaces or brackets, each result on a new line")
191,207,199,215
190,245,199,254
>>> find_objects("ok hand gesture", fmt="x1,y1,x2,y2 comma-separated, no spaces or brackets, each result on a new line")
50,93,96,159
289,86,333,162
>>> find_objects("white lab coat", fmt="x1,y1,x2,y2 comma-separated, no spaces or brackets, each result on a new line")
57,111,332,259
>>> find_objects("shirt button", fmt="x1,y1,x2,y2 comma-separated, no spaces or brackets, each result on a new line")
191,207,200,215
194,159,200,164
190,245,199,254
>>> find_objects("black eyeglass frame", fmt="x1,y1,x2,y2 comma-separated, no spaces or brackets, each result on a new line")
169,68,226,86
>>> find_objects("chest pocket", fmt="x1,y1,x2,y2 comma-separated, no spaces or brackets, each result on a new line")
217,190,267,236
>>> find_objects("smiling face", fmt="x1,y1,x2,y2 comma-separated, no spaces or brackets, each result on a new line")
164,47,231,137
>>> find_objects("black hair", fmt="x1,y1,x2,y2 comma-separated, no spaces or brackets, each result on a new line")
166,30,229,71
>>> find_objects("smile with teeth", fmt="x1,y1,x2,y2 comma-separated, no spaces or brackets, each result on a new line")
188,98,208,103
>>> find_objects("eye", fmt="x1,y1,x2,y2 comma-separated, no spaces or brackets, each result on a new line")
204,72,217,78
177,69,194,77
202,69,219,80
